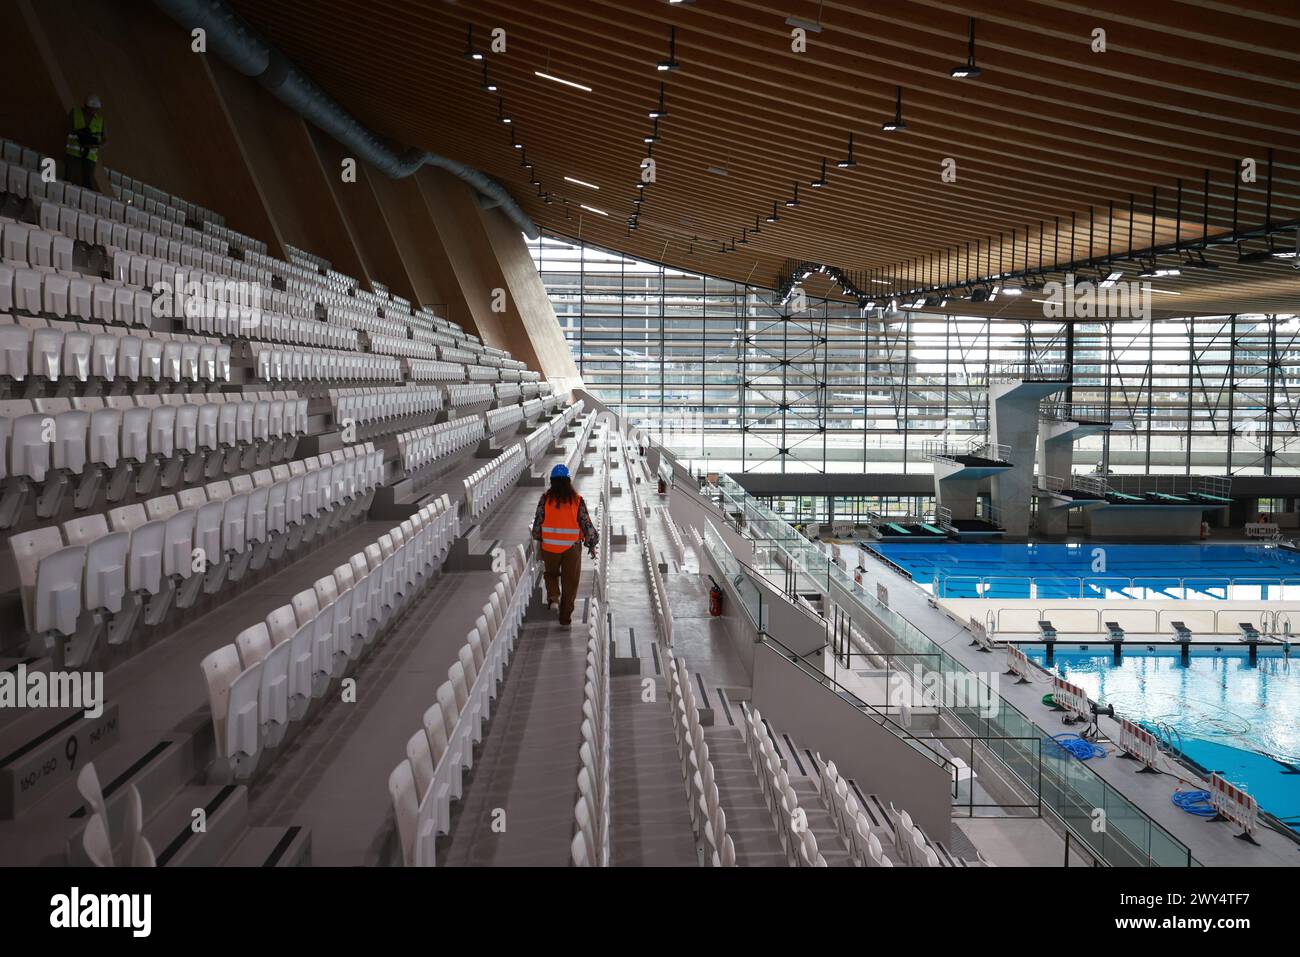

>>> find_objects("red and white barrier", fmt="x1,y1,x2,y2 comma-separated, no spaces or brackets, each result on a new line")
1208,773,1259,840
1118,717,1161,771
1051,675,1091,721
1005,643,1035,683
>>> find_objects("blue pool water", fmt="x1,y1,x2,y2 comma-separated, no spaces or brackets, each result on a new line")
871,542,1300,599
1025,645,1300,832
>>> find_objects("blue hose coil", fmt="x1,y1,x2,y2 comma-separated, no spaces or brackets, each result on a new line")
1051,733,1106,760
1171,789,1216,817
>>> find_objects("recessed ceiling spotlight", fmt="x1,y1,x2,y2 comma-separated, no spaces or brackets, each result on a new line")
882,86,907,132
563,175,600,190
810,158,828,188
658,26,680,71
950,17,982,78
534,70,593,92
463,24,483,61
836,132,857,169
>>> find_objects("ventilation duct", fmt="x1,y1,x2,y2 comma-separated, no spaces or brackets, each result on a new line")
152,0,539,239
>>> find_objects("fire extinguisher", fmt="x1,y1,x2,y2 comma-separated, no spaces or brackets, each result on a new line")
708,576,723,617
658,476,667,495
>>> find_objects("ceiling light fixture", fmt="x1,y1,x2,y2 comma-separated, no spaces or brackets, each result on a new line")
785,0,825,33
752,214,762,234
766,201,780,223
882,86,907,132
658,26,680,71
580,204,608,216
950,17,982,78
836,132,857,169
534,70,592,92
785,182,800,207
463,24,483,61
810,158,828,188
649,82,668,119
496,97,511,124
1136,261,1181,278
644,118,660,144
481,63,497,93
564,175,600,190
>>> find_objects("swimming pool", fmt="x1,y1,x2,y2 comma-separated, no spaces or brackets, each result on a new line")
1023,644,1300,833
870,542,1300,600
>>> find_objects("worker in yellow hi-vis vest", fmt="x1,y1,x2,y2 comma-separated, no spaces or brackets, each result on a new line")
65,95,107,190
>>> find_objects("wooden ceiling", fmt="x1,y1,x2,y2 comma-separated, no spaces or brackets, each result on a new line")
227,0,1300,319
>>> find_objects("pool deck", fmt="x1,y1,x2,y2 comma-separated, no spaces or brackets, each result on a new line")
850,551,1300,867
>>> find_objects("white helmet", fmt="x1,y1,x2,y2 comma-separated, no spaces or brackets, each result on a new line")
87,94,102,109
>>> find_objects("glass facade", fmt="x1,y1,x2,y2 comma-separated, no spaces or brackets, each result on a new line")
529,234,1300,476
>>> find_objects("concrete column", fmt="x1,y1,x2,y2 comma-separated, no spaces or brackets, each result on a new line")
990,380,1068,537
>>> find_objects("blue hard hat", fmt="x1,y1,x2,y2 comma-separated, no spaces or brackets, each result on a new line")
550,464,570,479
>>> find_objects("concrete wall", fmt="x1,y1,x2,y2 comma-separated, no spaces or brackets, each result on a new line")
751,642,953,841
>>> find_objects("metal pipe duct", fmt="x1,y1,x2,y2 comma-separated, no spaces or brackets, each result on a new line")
153,0,539,238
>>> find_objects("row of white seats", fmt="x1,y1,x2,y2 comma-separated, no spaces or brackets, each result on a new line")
1,220,76,271
107,166,224,229
0,315,233,387
520,396,543,420
251,342,400,384
390,545,537,866
329,386,443,427
2,265,152,329
483,404,523,434
810,752,900,867
0,389,305,523
369,333,437,361
670,657,735,866
523,424,553,464
742,704,826,866
204,495,463,780
571,596,612,866
201,219,267,257
463,444,525,520
440,345,478,366
495,383,521,405
446,383,495,408
11,444,381,664
405,359,470,384
397,416,486,473
322,305,403,341
184,300,359,350
34,196,255,283
466,365,500,383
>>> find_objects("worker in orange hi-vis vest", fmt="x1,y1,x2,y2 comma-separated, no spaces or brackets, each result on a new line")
531,464,599,627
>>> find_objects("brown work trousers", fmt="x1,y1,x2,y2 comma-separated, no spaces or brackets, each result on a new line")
542,542,583,623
